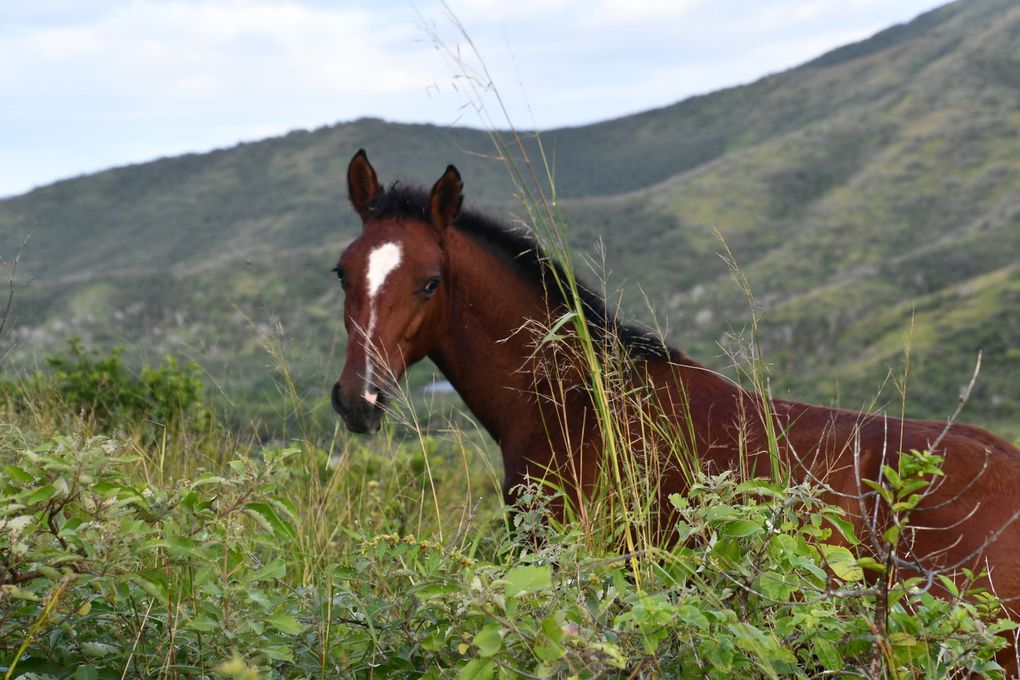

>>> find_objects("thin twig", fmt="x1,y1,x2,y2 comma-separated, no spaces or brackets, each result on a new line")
0,236,28,340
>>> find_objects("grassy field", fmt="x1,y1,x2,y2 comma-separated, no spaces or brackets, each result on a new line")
0,269,1015,678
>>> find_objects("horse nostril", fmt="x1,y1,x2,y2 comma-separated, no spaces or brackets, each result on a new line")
330,382,345,415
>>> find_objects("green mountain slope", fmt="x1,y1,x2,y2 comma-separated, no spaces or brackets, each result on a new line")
578,0,1020,434
2,0,1018,438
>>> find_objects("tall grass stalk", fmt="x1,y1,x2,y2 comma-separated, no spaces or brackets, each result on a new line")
714,232,785,483
426,9,738,576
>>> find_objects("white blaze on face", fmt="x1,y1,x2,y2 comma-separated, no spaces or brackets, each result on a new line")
362,242,402,403
367,242,403,298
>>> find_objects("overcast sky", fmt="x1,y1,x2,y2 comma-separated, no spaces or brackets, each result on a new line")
2,0,948,198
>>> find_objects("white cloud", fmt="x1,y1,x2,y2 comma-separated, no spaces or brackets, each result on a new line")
2,1,440,114
30,25,102,61
0,1,456,194
584,0,702,28
445,0,576,23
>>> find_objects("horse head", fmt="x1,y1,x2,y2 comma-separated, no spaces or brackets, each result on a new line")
330,150,462,433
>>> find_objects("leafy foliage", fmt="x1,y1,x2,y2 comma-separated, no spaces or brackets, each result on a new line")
0,435,307,678
6,337,208,434
0,426,1010,678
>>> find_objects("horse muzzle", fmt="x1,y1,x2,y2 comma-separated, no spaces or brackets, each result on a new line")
331,381,386,434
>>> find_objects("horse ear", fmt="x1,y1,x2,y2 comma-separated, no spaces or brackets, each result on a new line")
347,149,382,221
429,165,463,232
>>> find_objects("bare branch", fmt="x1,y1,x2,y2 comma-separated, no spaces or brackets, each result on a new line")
930,352,982,454
0,236,28,341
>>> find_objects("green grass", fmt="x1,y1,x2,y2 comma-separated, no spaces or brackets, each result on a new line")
0,341,1013,679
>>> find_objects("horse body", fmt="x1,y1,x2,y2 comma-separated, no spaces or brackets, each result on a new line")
636,354,1020,581
330,150,1020,669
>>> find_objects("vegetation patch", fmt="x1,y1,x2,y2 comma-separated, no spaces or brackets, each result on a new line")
0,328,1013,680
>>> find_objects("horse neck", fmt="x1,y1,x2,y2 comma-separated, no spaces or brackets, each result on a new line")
427,227,764,465
427,228,571,442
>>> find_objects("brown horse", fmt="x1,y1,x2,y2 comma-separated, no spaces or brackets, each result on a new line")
330,149,1020,669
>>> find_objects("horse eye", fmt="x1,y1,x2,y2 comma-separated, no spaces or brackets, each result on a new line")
423,276,441,295
332,266,347,285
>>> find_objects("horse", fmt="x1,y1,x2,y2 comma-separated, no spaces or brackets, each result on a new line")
329,149,1020,671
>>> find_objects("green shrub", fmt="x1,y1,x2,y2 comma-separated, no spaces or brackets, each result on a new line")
1,434,1008,678
323,470,1009,678
38,337,206,432
0,435,305,678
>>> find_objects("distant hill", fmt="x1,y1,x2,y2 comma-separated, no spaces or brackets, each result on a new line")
2,0,1018,438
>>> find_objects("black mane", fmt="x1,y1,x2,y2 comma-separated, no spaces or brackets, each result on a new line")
365,184,671,361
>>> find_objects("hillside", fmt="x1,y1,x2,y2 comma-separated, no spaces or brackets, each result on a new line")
1,0,1018,437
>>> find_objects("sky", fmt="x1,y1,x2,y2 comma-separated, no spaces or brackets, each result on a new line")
1,0,949,198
